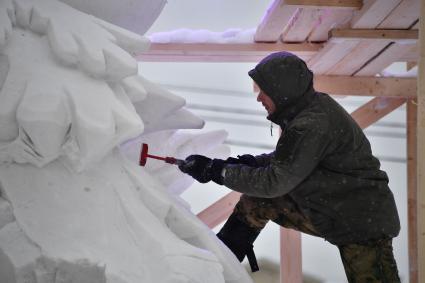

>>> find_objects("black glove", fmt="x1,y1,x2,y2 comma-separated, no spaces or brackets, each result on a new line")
225,154,258,167
179,155,225,184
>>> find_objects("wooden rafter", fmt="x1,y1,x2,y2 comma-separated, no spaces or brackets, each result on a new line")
355,42,418,76
326,40,391,75
313,76,417,97
350,0,402,29
308,41,360,74
197,191,241,228
378,0,421,29
254,0,298,42
350,97,406,129
281,8,320,42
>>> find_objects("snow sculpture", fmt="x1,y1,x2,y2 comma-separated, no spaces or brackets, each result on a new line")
0,0,253,282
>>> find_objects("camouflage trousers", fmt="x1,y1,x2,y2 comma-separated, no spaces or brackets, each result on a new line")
232,194,401,283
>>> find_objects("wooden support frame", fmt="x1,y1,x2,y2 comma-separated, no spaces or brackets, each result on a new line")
136,1,423,281
417,1,424,282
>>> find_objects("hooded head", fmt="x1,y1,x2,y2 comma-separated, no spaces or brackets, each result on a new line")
248,51,315,124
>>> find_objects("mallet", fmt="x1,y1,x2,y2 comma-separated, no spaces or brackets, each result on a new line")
139,143,185,166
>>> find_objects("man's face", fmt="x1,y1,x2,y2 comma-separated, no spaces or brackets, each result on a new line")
256,89,276,115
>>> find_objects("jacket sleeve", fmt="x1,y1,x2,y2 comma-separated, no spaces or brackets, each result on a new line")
253,152,275,167
222,121,331,198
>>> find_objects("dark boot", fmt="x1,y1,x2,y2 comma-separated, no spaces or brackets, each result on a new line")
217,214,261,272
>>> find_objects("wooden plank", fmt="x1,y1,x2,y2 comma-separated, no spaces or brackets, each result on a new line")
326,39,390,75
280,228,302,283
350,97,406,129
308,41,359,74
313,76,417,97
351,0,402,28
197,191,241,229
136,42,322,62
254,0,298,42
417,1,425,282
407,98,418,283
307,9,353,42
378,0,421,29
281,8,320,42
329,28,418,43
355,43,417,76
285,0,362,9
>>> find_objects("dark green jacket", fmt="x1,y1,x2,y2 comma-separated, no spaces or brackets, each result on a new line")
223,52,400,245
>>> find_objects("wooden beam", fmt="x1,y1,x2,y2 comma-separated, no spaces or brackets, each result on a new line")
407,98,418,283
280,228,302,283
285,0,362,9
254,0,298,42
136,42,322,62
350,97,406,129
197,191,241,229
417,0,425,281
329,28,418,43
314,76,417,97
351,0,402,28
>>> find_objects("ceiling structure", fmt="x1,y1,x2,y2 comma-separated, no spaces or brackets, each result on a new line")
139,0,419,80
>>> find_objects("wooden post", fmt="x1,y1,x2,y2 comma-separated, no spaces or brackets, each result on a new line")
407,99,418,283
280,227,302,283
417,1,425,282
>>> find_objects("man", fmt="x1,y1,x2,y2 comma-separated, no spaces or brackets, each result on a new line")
179,51,401,282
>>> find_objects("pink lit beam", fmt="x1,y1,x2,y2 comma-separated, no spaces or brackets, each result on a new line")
280,228,302,283
197,191,242,229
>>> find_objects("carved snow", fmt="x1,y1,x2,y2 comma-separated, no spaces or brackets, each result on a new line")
0,0,252,282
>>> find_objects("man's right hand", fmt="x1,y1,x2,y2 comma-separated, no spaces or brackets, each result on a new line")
179,155,213,183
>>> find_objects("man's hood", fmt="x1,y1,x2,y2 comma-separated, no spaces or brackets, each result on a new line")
248,52,314,125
